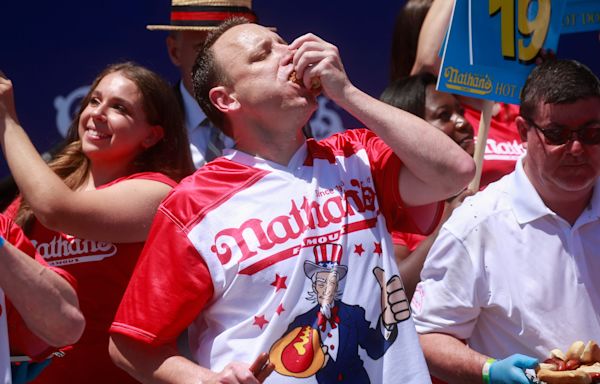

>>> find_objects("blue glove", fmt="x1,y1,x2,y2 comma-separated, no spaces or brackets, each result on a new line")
489,354,538,384
11,359,52,384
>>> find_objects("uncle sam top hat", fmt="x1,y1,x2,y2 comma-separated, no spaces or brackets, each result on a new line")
147,0,271,31
304,243,348,281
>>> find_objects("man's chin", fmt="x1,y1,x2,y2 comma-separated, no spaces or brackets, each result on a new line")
284,96,318,114
552,173,598,193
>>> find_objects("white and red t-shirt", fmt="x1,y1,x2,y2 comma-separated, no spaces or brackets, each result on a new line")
112,129,441,384
464,103,525,188
5,172,176,384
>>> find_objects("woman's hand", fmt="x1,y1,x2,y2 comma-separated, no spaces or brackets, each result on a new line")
0,70,18,126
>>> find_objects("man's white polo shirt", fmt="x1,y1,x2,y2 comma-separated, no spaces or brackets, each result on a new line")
412,158,600,360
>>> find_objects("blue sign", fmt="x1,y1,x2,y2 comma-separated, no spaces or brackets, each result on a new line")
437,0,596,104
561,0,600,33
471,0,566,67
440,0,528,103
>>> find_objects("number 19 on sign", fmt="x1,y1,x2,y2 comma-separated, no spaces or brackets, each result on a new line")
489,0,551,62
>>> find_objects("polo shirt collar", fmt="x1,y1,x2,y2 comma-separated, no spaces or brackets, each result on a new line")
509,157,556,224
585,176,600,220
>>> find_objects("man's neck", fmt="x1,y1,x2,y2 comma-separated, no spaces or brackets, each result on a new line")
544,193,592,226
233,117,308,166
237,131,305,165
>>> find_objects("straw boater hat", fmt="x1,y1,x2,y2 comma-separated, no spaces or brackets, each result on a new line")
147,0,268,31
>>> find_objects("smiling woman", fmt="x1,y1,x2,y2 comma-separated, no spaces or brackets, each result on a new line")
0,62,194,383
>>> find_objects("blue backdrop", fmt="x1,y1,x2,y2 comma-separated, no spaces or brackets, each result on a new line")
1,0,598,178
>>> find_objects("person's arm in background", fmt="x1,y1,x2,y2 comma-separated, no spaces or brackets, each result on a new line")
410,0,454,75
420,333,487,383
0,237,84,347
420,333,538,384
290,33,475,206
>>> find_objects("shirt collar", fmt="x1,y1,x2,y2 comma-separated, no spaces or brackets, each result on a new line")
179,81,207,134
225,142,308,173
509,157,555,224
584,176,600,221
510,157,600,224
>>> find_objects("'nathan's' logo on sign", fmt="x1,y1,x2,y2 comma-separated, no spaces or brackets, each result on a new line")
443,66,493,96
32,236,117,266
211,178,376,265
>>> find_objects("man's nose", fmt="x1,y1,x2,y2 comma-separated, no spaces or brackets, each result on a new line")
567,137,585,155
277,45,293,64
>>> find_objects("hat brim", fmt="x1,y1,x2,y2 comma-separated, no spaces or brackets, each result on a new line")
304,261,348,281
146,24,277,31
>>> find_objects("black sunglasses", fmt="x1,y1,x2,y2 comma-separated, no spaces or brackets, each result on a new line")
525,118,600,146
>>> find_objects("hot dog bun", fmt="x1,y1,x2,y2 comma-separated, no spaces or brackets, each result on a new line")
538,341,600,384
537,369,591,384
567,342,586,361
582,342,600,365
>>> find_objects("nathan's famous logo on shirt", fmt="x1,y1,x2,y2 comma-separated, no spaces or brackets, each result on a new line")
483,139,525,161
32,235,117,266
212,178,377,266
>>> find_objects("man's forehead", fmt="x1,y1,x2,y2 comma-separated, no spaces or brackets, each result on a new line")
537,98,600,124
216,23,281,51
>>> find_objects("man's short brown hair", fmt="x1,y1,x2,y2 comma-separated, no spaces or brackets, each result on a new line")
191,17,250,136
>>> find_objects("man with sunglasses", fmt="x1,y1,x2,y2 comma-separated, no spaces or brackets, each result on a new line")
411,59,600,384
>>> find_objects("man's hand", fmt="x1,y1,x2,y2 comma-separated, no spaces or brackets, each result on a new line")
373,267,410,326
209,362,262,384
287,33,350,103
207,353,275,384
489,354,538,384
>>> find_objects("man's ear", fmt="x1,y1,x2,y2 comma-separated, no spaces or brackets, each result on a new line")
515,116,529,143
209,86,240,113
142,125,165,149
166,34,181,67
